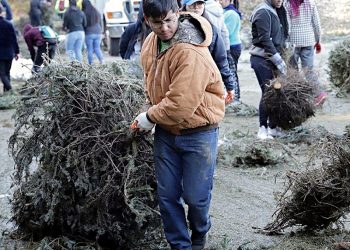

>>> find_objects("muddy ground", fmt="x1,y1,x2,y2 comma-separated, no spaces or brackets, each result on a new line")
1,40,350,250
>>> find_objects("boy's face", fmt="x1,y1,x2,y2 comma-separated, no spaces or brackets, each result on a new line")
145,10,179,41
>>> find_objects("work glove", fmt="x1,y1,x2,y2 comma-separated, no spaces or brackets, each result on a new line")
270,53,287,76
130,112,155,132
314,42,321,54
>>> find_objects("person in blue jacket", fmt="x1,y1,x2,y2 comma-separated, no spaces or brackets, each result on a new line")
182,0,236,105
219,0,242,103
119,3,151,60
0,5,19,94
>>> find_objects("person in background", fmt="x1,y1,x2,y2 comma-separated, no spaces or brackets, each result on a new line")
204,0,240,104
204,0,230,51
55,0,69,18
0,0,12,22
219,0,242,104
130,0,225,249
55,0,82,18
82,0,103,64
119,3,151,60
0,5,19,94
41,0,54,26
29,0,44,26
63,0,86,62
182,0,235,104
285,0,327,107
249,0,289,139
23,24,58,73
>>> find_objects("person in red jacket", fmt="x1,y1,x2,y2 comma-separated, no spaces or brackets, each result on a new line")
23,24,57,73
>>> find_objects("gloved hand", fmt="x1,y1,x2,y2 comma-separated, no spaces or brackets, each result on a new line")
314,42,321,54
270,53,287,76
130,112,155,131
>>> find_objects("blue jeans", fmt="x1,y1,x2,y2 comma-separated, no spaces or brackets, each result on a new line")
250,55,276,128
66,31,85,62
290,46,320,88
85,33,103,64
154,126,218,250
230,45,242,100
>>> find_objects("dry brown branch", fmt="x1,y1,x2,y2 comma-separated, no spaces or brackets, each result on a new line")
264,134,350,233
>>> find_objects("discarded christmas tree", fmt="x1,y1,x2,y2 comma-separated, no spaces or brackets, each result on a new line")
9,60,161,249
263,69,316,130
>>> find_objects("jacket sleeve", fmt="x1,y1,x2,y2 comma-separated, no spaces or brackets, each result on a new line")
82,12,87,28
210,27,235,91
148,48,220,126
24,31,36,61
311,1,321,43
231,11,241,41
220,18,230,50
119,24,134,59
252,9,277,55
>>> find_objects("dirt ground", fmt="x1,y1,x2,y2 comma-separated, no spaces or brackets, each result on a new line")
1,40,350,250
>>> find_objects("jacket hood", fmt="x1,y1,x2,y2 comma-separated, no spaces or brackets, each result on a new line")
205,0,224,18
224,4,242,19
168,12,212,48
23,24,33,35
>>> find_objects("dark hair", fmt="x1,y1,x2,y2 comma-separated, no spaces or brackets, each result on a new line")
143,0,178,19
82,0,101,27
232,0,239,10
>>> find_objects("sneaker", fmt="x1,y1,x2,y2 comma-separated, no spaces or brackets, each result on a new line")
268,127,285,137
191,233,208,250
257,126,273,140
314,92,327,107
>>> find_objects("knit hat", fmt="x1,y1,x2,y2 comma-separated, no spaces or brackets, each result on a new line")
182,0,206,6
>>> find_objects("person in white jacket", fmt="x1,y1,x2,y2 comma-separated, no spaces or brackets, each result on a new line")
205,0,230,49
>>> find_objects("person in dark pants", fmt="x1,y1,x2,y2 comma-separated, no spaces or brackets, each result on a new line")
23,24,57,73
249,0,289,139
181,0,236,105
0,5,19,94
130,1,225,249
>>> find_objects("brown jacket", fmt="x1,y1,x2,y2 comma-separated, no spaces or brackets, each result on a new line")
141,12,225,135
